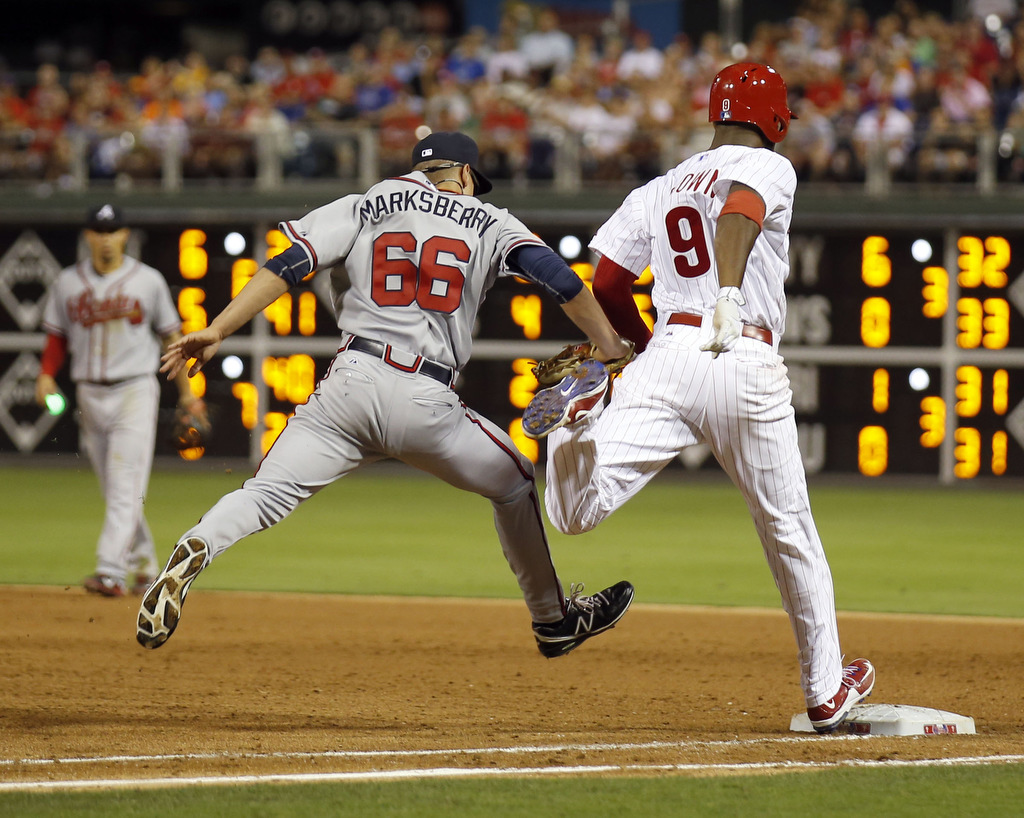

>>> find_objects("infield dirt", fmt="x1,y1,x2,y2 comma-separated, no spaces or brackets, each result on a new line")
1,585,1021,783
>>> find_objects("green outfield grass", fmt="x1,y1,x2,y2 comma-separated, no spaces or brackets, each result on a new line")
3,461,1023,617
2,460,1021,815
3,764,1023,817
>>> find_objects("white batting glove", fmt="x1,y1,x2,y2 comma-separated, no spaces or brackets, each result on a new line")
700,286,745,359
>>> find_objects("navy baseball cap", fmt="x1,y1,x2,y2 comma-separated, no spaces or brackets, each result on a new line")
86,203,126,232
411,131,492,195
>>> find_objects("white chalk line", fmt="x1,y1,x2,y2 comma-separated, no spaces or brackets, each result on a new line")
1,755,1023,792
0,733,862,768
1,736,1022,792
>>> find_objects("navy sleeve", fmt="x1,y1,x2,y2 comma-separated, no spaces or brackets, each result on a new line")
264,243,314,285
507,245,585,304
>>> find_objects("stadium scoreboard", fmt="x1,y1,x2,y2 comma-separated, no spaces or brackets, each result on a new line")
1,217,1022,482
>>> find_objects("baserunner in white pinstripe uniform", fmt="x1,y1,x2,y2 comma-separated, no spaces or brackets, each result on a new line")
527,64,876,732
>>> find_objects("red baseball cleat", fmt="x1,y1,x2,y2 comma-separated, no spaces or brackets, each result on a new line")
808,658,876,733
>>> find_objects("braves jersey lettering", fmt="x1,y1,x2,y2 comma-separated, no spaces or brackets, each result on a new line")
41,259,181,383
67,291,144,327
358,187,499,237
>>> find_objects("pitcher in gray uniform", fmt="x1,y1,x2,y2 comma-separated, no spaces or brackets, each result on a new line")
138,132,635,658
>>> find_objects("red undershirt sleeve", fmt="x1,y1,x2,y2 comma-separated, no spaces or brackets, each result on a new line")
592,255,653,353
40,333,68,377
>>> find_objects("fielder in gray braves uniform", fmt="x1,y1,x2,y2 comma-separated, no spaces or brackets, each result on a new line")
532,65,875,731
35,204,207,597
137,132,635,657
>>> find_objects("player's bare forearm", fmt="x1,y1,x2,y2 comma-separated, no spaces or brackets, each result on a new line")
34,374,58,407
714,213,761,287
211,267,291,337
560,287,632,361
161,268,290,379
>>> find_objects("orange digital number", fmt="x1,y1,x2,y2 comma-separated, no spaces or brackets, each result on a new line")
178,287,208,334
861,236,891,287
179,229,208,280
264,293,293,335
956,298,983,348
232,382,259,429
919,396,945,448
511,294,542,339
262,355,315,404
860,297,891,347
982,298,1009,349
231,258,258,297
298,291,317,336
993,369,1009,414
958,235,1010,288
858,425,887,476
872,368,889,413
955,366,982,418
992,431,1008,476
266,229,291,260
261,411,289,455
509,358,539,410
921,267,948,318
953,427,981,479
509,419,538,463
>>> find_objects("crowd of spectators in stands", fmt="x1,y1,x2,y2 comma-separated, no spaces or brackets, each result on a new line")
3,0,1024,189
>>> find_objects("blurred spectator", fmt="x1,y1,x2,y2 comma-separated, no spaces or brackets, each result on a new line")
617,30,664,82
486,29,530,85
852,92,916,178
476,93,530,182
784,98,838,181
940,59,993,126
518,7,575,86
250,46,287,86
916,106,977,181
445,29,489,85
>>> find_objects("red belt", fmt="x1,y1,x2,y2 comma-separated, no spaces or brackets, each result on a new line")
667,312,773,346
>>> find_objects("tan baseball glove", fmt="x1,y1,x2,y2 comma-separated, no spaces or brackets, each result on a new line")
531,340,636,387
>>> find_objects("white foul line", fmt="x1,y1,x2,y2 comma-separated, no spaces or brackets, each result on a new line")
1,755,1023,792
0,734,863,768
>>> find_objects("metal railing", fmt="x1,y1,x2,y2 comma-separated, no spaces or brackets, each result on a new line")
0,122,1017,196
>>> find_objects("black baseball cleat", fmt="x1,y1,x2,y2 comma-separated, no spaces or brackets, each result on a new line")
533,580,635,658
136,537,209,650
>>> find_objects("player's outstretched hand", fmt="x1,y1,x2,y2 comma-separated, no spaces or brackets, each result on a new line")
161,329,224,380
700,286,745,359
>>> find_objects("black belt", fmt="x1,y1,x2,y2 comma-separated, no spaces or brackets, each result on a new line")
668,311,773,346
340,335,454,386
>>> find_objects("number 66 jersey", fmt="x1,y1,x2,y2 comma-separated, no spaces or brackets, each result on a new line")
589,144,796,338
279,171,546,372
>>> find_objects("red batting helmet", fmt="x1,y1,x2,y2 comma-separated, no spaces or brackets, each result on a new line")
708,62,796,144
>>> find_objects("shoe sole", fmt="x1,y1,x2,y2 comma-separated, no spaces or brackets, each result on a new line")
523,360,609,440
535,582,635,658
811,669,876,734
136,538,208,650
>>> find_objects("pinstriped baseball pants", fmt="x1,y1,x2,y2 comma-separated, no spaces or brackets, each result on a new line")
544,321,844,707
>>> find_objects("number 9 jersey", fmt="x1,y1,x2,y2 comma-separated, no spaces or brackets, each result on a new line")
589,144,796,337
279,171,546,372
